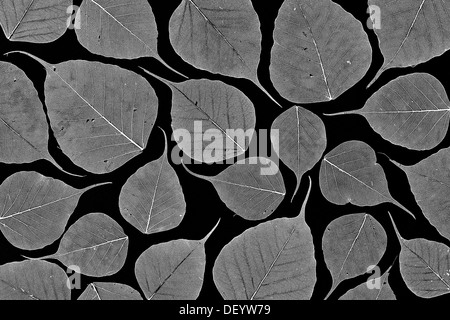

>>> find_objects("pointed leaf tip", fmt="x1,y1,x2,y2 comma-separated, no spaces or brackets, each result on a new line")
201,219,221,243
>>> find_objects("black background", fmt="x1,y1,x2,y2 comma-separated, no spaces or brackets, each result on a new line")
1,0,450,304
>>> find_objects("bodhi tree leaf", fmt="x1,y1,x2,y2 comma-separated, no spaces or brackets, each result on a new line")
328,73,450,151
319,140,414,218
0,259,70,300
389,213,450,298
119,128,186,234
339,263,396,300
141,70,255,164
169,0,279,106
322,213,387,298
269,0,372,103
393,147,450,241
0,61,57,166
75,0,184,77
213,177,315,300
271,106,326,200
15,51,158,174
41,212,129,277
135,220,220,300
183,157,285,221
0,0,71,43
78,282,142,300
368,0,450,87
0,171,103,250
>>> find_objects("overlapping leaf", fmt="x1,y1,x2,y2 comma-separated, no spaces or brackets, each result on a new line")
213,177,315,300
183,157,285,220
78,282,142,300
330,73,450,150
135,220,219,300
119,129,186,234
0,260,70,300
270,0,372,103
394,147,450,241
169,0,277,105
0,61,55,165
76,0,182,76
271,106,326,199
368,0,450,86
42,212,129,277
165,77,256,163
0,171,100,250
322,213,387,298
16,52,158,174
0,0,71,43
390,213,450,298
319,140,414,217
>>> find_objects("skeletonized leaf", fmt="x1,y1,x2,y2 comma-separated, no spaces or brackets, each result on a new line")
0,61,56,165
0,0,71,43
183,157,285,220
368,0,450,86
78,282,142,300
44,212,129,277
119,129,186,234
0,171,101,250
339,264,396,300
0,259,70,300
322,213,387,298
394,147,450,241
169,0,278,106
329,73,450,150
16,52,158,174
165,76,256,163
270,0,372,103
389,213,450,298
213,177,315,300
76,0,183,76
319,140,414,218
271,106,326,199
135,220,219,300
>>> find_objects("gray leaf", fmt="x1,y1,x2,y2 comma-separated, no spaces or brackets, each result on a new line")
319,140,414,218
119,129,186,234
76,0,183,76
0,0,71,43
0,259,70,300
271,106,326,199
330,73,450,150
322,213,387,298
0,171,100,250
183,157,285,221
78,282,142,300
135,220,219,300
270,0,372,103
169,0,278,105
46,212,129,277
213,177,315,300
17,51,158,174
390,213,450,298
339,265,396,300
368,0,450,86
0,61,54,165
394,147,450,241
169,78,256,164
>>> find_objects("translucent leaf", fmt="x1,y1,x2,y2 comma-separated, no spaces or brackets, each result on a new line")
135,220,219,300
119,129,186,234
213,178,315,300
